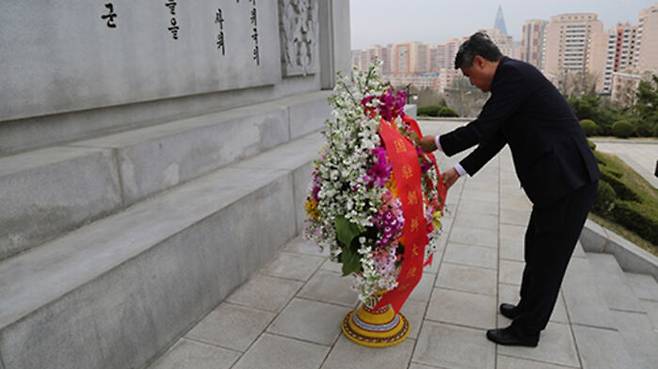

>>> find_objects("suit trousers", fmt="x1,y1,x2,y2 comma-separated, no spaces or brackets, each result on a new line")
512,180,598,334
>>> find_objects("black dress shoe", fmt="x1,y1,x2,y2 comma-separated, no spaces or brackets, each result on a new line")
486,326,539,347
500,303,521,319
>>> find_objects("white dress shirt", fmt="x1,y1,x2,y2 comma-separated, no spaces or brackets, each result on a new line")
435,135,467,176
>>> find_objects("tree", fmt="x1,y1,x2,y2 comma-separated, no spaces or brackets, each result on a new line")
568,93,624,135
444,76,489,117
633,74,658,137
409,86,443,108
557,70,598,97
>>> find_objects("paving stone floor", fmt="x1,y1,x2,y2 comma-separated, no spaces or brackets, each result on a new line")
594,140,658,189
146,121,657,369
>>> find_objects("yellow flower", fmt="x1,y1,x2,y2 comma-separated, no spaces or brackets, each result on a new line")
305,198,320,220
385,173,398,198
432,210,442,230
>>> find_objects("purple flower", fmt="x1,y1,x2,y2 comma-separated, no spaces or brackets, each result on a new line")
378,88,407,121
372,199,405,249
310,173,321,201
364,146,392,188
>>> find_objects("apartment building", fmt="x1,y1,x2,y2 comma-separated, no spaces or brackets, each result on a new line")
543,13,609,92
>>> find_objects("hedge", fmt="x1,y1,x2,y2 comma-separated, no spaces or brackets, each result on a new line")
600,167,640,202
439,107,459,117
418,105,441,117
593,150,658,248
611,120,635,138
593,180,616,216
418,105,460,118
612,201,658,245
580,119,599,136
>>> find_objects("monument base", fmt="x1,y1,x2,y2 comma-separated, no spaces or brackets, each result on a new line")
341,303,410,348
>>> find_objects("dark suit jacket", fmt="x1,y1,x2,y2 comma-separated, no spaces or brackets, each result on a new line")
439,57,600,207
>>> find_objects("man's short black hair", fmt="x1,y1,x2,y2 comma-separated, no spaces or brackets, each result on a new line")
454,32,503,69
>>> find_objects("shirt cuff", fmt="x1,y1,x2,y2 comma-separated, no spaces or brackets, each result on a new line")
454,163,467,177
434,135,443,152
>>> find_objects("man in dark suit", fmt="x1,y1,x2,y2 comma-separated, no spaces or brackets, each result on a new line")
420,32,600,347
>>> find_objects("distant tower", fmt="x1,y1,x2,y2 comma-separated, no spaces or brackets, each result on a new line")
494,5,508,35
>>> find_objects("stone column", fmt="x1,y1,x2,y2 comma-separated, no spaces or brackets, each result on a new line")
318,0,351,89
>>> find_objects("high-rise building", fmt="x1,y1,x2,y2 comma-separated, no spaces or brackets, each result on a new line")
351,50,361,69
439,68,460,92
429,37,468,73
411,42,430,74
387,74,443,94
512,41,523,60
543,13,609,92
429,44,447,72
367,45,392,75
636,3,658,74
358,50,371,71
521,19,548,69
391,43,411,75
482,28,515,57
390,42,430,75
603,23,638,93
445,37,466,68
352,45,393,74
494,5,508,35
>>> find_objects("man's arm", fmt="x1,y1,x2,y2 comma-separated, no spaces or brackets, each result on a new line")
459,129,506,176
437,65,526,156
440,130,506,190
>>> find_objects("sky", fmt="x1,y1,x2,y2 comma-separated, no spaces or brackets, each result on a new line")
350,0,657,49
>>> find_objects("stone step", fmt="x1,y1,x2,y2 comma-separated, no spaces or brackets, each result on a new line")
562,255,640,369
609,309,658,369
624,272,658,303
0,91,330,261
583,253,658,369
0,146,123,261
562,257,616,329
588,253,658,369
613,272,658,369
623,272,658,335
587,253,643,313
0,132,322,369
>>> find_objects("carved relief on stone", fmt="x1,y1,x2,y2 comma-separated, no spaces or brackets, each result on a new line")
278,0,318,76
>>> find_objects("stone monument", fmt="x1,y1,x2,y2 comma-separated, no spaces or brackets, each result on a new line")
0,1,351,369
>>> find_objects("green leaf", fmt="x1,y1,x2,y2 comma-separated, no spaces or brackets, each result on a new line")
341,244,361,276
335,216,364,276
335,216,362,249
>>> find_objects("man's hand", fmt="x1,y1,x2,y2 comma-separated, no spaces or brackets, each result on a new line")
419,135,438,153
442,167,461,189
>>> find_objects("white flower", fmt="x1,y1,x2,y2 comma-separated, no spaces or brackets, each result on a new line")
303,61,445,307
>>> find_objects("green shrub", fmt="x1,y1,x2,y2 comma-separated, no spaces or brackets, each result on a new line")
418,105,440,117
635,119,656,137
612,201,658,245
580,119,599,136
592,148,658,249
568,94,620,132
418,105,460,118
611,120,635,138
587,139,597,151
593,180,616,216
600,167,640,202
602,166,622,178
438,107,459,117
593,150,607,165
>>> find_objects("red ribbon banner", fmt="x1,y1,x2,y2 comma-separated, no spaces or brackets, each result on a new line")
375,119,428,313
401,115,448,210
